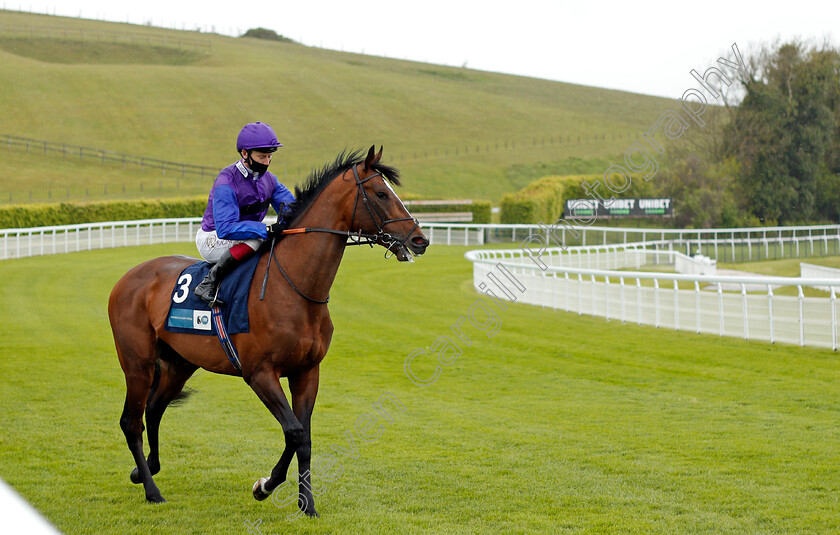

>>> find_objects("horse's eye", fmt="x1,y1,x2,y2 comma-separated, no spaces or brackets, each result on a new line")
376,191,388,200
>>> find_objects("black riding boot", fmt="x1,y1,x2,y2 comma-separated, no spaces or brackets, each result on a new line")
194,249,240,307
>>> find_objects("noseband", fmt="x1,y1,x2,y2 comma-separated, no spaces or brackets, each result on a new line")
260,164,421,304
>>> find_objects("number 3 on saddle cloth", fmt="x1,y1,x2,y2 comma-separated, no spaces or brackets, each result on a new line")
164,254,263,374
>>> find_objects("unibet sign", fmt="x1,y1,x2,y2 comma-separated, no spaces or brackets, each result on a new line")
563,198,673,218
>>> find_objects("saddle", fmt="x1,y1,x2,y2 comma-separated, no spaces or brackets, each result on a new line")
164,253,262,335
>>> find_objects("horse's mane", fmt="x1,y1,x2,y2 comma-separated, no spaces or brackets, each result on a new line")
277,148,400,231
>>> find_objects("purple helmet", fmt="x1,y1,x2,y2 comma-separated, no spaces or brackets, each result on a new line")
236,122,282,153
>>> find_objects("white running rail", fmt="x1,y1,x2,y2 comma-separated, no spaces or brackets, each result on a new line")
2,220,840,258
4,218,840,349
466,243,840,350
0,218,202,259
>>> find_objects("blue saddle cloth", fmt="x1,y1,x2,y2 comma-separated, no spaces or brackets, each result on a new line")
164,253,262,335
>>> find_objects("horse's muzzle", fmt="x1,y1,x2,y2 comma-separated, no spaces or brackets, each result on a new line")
395,233,429,262
409,235,430,254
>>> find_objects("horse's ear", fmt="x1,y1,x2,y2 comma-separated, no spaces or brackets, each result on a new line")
363,145,376,171
376,146,383,163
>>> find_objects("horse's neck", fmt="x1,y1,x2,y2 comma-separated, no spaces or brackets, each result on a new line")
273,200,349,301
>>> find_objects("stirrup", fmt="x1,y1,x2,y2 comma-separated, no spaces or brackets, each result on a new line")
195,282,225,307
208,295,225,308
205,288,225,308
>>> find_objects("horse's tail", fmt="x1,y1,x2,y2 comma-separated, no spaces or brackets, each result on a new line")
169,386,195,406
148,359,163,402
146,358,196,408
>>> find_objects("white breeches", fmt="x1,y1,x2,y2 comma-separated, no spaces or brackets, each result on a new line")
195,229,261,263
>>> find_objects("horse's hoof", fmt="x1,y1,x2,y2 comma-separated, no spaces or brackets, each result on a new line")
146,494,167,504
299,497,319,518
252,477,271,501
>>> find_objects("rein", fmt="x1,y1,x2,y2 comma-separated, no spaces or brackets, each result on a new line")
266,242,329,304
259,164,419,304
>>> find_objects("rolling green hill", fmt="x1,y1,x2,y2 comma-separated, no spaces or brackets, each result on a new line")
0,10,677,205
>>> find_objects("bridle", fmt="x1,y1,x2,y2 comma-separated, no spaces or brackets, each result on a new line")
348,164,420,258
260,163,421,304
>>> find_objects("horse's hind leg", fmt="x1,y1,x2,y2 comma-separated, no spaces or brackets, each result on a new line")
115,330,167,503
131,347,197,484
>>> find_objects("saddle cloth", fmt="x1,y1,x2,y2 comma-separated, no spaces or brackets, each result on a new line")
164,253,262,335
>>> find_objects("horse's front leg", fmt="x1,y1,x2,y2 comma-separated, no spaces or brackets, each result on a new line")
288,365,320,517
247,369,313,512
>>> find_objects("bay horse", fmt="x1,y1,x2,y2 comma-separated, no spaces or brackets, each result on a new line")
108,146,429,516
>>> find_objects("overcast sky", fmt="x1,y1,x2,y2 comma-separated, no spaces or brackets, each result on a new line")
6,1,839,98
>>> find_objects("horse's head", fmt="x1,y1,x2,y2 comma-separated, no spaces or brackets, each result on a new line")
347,146,429,261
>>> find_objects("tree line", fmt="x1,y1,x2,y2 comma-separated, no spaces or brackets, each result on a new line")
655,39,840,228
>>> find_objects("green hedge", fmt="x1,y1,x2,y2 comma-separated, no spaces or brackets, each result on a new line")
500,175,590,224
0,197,207,229
0,196,492,228
500,172,657,224
469,201,491,224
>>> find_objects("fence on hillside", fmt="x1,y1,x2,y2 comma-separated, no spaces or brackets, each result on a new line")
0,133,218,184
0,131,635,204
0,22,212,52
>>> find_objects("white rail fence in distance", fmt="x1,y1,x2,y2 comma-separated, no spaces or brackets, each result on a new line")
466,244,840,350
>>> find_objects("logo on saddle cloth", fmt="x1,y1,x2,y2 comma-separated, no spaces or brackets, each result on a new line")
167,308,212,331
164,254,262,335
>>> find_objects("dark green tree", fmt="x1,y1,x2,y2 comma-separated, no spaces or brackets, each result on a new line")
657,149,741,229
240,28,293,43
725,41,840,224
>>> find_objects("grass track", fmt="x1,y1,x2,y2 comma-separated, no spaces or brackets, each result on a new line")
1,244,839,534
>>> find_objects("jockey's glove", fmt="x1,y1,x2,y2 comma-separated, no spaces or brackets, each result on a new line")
266,222,284,239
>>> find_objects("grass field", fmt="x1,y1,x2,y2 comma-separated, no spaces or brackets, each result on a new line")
1,243,839,534
0,10,677,204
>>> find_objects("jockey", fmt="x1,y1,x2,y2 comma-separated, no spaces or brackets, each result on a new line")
194,121,296,306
